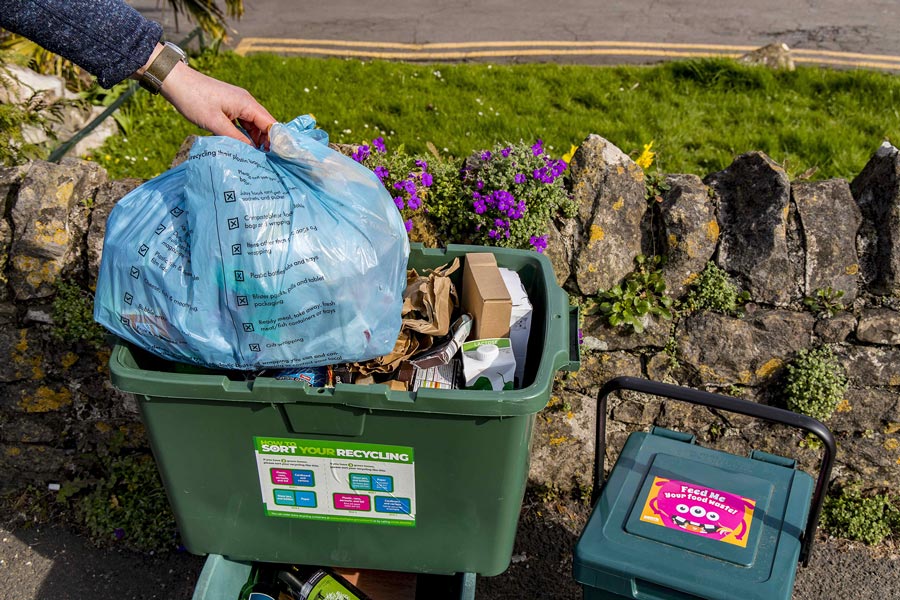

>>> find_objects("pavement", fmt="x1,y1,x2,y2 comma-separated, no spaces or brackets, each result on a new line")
2,512,898,599
4,1,900,598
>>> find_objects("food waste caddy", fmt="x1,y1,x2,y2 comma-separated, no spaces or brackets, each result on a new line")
574,377,836,600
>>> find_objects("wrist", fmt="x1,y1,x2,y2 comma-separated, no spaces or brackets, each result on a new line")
132,43,164,79
135,42,189,94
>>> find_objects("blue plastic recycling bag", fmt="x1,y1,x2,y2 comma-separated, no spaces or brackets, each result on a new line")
94,115,410,370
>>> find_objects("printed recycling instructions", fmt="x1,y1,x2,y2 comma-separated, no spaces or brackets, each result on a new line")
94,115,410,370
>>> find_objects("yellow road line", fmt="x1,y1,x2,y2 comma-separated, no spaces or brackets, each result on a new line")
232,38,900,69
237,45,743,61
237,37,761,52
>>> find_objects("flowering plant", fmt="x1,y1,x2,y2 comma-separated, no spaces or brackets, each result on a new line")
459,139,575,252
350,137,433,236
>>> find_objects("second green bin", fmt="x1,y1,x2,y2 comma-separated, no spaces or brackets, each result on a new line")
110,244,578,577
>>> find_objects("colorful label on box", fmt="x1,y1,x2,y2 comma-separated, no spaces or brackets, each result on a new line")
253,437,416,526
638,477,755,547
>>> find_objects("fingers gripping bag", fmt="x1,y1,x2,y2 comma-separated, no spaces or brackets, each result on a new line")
94,115,410,370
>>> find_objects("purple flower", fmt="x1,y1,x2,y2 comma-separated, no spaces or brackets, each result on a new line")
403,179,417,194
480,150,492,161
407,195,422,210
114,528,125,541
393,196,405,210
514,173,526,184
532,139,544,156
533,167,555,184
492,190,514,213
415,159,428,169
373,137,386,153
404,219,413,232
374,165,389,181
476,180,484,190
508,200,526,219
550,158,567,177
351,145,370,163
501,147,512,158
420,172,433,187
529,234,549,253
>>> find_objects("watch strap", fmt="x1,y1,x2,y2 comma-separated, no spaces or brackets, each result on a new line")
139,42,187,94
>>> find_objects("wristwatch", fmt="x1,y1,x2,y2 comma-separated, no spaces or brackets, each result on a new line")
138,41,188,94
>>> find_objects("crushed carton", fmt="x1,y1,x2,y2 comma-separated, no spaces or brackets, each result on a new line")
409,314,472,369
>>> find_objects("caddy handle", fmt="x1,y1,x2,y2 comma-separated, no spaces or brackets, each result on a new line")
592,376,836,566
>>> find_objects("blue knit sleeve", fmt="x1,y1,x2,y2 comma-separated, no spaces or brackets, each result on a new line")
0,0,163,88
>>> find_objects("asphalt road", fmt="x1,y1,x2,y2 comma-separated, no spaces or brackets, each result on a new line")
133,0,900,70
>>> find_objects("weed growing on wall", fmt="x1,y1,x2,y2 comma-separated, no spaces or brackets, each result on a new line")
784,345,848,421
683,261,749,315
75,453,178,553
51,280,107,349
803,287,846,317
595,255,674,333
822,485,899,545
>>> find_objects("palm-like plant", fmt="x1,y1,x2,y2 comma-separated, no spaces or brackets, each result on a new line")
165,0,244,40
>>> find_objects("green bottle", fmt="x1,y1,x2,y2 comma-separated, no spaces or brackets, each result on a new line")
277,566,373,600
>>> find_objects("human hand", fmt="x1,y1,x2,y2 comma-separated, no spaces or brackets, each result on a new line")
160,62,276,149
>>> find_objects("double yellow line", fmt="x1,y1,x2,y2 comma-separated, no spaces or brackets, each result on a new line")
233,38,900,71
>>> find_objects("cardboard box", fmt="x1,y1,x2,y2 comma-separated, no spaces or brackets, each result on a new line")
462,253,512,340
499,267,533,387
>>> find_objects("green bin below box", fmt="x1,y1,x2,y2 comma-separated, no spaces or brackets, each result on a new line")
191,554,477,600
574,427,814,600
110,244,578,577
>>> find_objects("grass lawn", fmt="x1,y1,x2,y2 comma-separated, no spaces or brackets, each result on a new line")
91,53,900,181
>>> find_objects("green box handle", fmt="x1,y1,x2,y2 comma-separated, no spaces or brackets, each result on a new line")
592,376,836,567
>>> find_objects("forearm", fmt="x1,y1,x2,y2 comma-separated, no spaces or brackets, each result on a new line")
0,0,161,88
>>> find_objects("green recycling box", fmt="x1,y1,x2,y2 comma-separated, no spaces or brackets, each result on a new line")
574,427,815,600
191,554,478,600
110,244,578,577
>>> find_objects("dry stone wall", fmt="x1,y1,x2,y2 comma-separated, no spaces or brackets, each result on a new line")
1,138,899,500
535,138,900,494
